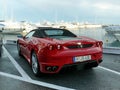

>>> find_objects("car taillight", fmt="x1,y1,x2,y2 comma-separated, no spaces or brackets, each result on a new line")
57,44,62,50
48,44,54,50
47,44,62,50
96,41,103,47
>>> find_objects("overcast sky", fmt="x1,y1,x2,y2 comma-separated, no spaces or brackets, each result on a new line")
0,0,120,24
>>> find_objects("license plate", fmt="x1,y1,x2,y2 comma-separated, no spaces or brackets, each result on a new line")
73,55,91,62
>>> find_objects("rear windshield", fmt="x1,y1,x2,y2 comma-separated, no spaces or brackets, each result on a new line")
44,29,77,37
44,30,63,36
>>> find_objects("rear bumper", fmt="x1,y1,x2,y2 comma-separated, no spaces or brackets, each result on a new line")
38,47,103,73
40,58,102,74
62,59,102,70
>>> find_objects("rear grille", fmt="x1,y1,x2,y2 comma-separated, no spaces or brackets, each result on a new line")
67,44,93,49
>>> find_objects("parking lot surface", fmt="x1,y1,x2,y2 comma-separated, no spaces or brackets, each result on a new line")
0,44,120,90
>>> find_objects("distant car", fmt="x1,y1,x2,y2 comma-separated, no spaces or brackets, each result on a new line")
17,27,103,76
0,30,3,57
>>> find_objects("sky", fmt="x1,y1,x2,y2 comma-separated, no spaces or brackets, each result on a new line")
0,0,120,24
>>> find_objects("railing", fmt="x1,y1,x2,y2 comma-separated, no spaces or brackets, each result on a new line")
70,27,120,49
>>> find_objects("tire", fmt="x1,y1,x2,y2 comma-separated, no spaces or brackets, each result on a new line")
31,52,41,76
17,43,22,56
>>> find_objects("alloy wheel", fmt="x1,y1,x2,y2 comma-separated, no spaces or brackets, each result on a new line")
31,52,40,76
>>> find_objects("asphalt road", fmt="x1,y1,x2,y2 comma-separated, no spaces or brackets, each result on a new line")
0,44,120,90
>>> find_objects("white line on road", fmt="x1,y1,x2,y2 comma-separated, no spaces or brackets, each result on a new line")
3,46,31,80
0,71,75,90
2,46,75,90
99,66,120,76
3,45,120,90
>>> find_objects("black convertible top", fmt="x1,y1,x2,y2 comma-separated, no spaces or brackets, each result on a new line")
32,27,77,38
37,27,53,30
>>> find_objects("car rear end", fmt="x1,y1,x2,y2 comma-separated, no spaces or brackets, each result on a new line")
39,39,103,73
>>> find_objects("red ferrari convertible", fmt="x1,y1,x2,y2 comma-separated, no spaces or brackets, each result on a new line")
17,27,103,76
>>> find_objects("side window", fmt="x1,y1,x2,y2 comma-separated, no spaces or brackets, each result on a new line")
25,31,35,39
33,30,45,38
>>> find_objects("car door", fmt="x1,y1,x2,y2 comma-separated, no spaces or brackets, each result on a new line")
22,30,35,59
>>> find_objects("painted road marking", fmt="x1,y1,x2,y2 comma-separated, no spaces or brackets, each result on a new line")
0,71,75,90
3,46,75,90
99,66,120,76
3,45,120,90
3,46,31,80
